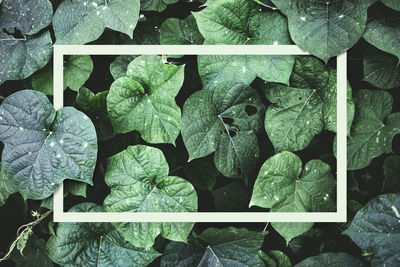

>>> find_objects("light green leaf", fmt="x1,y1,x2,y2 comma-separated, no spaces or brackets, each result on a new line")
0,163,16,207
264,56,354,152
363,48,400,89
53,0,140,45
295,252,366,267
363,15,400,60
0,32,53,85
383,155,400,193
64,55,93,91
381,0,400,11
161,227,266,267
47,203,160,266
343,193,400,266
11,235,53,267
110,55,137,80
250,151,336,243
344,90,400,170
160,15,204,45
104,145,198,248
271,0,377,63
181,82,265,179
0,90,98,200
76,87,114,141
31,63,53,95
140,0,179,12
193,0,295,88
107,55,184,144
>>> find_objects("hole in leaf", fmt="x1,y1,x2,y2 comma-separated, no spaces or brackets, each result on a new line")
298,97,302,100
222,117,234,125
2,27,24,39
245,105,257,116
229,130,236,137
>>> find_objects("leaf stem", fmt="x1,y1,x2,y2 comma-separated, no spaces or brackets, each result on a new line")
0,210,53,262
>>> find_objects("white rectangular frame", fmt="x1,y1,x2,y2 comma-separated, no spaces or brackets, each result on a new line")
53,45,347,223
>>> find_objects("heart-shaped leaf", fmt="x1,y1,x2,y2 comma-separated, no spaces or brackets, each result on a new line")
264,56,354,152
250,151,336,243
343,193,400,266
193,0,295,88
107,55,184,144
0,90,98,200
181,82,265,179
271,0,377,63
53,0,140,45
103,145,198,248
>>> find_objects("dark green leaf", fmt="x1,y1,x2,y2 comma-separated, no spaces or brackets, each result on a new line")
295,252,365,267
181,82,265,179
383,155,400,193
343,193,400,266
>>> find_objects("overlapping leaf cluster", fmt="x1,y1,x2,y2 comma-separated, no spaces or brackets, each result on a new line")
0,0,399,266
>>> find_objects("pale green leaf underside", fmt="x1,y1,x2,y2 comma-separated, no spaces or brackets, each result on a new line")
104,145,198,248
107,55,184,144
181,82,265,179
0,90,98,200
47,203,160,266
272,0,377,63
53,0,140,45
343,194,400,266
250,151,336,243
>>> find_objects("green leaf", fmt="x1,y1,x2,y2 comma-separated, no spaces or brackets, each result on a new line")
0,32,53,85
160,15,204,45
0,163,16,207
64,55,93,91
47,202,160,266
383,155,400,193
193,0,295,88
103,145,198,248
53,0,140,45
295,252,366,267
76,87,114,141
110,55,137,80
363,48,400,89
181,82,265,179
107,55,184,144
266,250,291,267
183,156,218,191
271,0,377,63
0,0,53,36
161,227,266,267
343,90,400,170
343,193,400,266
65,180,87,198
264,56,354,152
11,235,53,267
0,90,98,200
250,151,336,243
381,0,400,11
31,63,53,95
140,0,179,12
363,15,400,60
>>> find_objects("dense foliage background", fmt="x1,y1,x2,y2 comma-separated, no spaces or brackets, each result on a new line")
0,0,399,266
